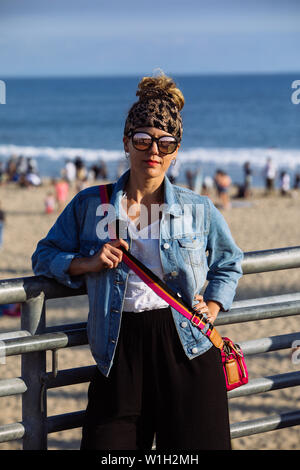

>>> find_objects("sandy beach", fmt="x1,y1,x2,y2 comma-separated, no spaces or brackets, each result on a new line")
0,180,300,450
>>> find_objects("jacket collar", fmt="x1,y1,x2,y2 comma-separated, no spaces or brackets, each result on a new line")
111,169,183,217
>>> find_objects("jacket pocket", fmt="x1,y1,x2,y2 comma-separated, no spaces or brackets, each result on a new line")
177,237,204,266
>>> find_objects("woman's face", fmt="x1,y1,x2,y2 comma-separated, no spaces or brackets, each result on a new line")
123,127,180,181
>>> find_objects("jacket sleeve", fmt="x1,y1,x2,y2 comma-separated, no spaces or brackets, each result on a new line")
31,194,84,288
203,198,243,311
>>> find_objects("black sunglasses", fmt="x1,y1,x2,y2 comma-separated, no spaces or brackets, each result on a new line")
127,131,179,155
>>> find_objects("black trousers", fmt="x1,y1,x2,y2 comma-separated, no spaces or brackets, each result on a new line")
80,307,231,451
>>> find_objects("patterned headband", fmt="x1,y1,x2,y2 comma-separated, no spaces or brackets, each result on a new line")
124,89,183,140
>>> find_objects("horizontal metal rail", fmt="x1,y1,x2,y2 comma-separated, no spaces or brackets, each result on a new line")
0,423,25,443
242,246,300,274
0,329,87,357
0,378,27,397
0,331,31,341
0,276,86,304
42,365,96,389
47,409,300,440
45,368,300,399
3,407,300,444
240,332,300,356
216,299,300,326
47,410,85,434
232,293,300,308
8,368,300,400
228,371,300,398
0,246,299,306
230,410,300,439
1,329,298,359
47,407,300,439
43,369,300,398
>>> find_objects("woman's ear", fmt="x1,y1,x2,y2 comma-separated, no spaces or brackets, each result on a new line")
123,135,129,153
173,142,181,158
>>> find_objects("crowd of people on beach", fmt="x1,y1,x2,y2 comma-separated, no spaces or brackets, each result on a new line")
0,154,108,189
182,157,300,210
1,153,300,215
0,155,109,215
0,154,42,187
44,157,109,214
262,157,300,198
61,156,108,190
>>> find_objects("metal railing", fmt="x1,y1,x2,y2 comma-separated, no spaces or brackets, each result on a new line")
0,246,300,449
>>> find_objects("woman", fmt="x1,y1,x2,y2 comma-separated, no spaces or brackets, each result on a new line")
32,73,243,450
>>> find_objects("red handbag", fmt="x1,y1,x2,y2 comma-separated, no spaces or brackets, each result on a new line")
221,338,248,391
99,184,248,391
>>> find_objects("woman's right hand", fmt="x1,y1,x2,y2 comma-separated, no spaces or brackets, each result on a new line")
89,238,129,272
68,238,129,276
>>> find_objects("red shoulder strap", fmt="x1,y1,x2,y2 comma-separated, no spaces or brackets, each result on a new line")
99,183,113,204
99,184,116,239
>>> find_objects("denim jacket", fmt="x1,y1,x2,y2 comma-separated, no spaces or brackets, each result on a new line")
32,170,243,376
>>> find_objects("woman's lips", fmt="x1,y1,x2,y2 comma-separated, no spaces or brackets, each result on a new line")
144,160,160,166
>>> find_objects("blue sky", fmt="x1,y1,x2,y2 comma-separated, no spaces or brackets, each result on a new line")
1,0,300,77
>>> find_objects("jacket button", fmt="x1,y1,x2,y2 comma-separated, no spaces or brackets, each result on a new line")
163,243,170,249
171,271,178,277
181,321,188,328
89,249,95,255
192,347,198,354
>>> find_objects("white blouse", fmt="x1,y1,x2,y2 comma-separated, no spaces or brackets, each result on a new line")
120,201,169,313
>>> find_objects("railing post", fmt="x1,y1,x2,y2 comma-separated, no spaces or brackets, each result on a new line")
21,293,47,450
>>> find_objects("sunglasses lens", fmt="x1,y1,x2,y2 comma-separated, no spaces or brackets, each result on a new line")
131,132,178,154
158,136,177,154
132,133,152,150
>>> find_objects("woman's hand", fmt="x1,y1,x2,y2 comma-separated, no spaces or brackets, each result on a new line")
193,295,221,324
68,238,129,276
91,238,129,271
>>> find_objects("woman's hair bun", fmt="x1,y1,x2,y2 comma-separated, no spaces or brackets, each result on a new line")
136,70,185,111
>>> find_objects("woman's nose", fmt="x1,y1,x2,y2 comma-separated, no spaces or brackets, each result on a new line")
150,140,159,154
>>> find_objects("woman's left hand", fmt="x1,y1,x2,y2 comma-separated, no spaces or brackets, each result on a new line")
193,295,220,324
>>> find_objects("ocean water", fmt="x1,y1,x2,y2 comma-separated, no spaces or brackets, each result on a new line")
0,74,300,187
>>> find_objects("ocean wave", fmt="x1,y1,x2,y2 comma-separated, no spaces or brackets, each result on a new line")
0,144,123,162
0,144,300,170
181,147,300,170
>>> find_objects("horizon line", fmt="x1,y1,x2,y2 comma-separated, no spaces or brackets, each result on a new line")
1,70,300,80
